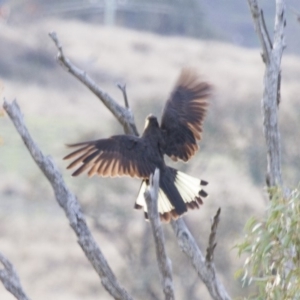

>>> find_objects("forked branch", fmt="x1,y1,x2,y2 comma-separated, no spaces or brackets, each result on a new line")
171,216,230,300
117,83,129,109
247,0,286,187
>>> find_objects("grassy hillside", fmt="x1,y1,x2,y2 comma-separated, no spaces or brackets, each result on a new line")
0,18,299,299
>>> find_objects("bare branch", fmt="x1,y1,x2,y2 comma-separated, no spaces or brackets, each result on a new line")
0,251,31,300
206,208,221,264
171,219,231,300
144,169,175,300
247,0,286,187
247,1,272,63
48,32,139,136
260,10,272,52
117,83,129,109
3,99,133,300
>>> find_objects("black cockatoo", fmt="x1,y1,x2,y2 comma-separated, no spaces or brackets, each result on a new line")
64,68,212,222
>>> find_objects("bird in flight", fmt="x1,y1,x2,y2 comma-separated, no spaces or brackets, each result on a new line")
64,68,212,222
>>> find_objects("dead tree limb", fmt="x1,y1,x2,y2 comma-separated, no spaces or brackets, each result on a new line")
117,83,130,109
0,251,31,300
247,0,286,187
48,32,231,299
171,217,231,300
206,208,221,264
3,100,133,300
48,32,138,136
144,169,175,300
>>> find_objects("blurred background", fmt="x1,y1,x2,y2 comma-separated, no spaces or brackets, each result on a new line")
0,0,299,299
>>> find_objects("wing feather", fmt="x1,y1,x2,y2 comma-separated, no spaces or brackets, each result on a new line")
64,145,93,160
160,68,212,161
88,161,101,177
66,149,97,169
64,135,156,178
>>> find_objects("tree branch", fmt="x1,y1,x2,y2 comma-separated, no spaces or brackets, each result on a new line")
246,1,272,63
171,218,231,300
206,208,221,264
2,99,133,300
0,251,31,300
117,83,129,109
247,0,286,187
144,169,175,300
48,32,138,136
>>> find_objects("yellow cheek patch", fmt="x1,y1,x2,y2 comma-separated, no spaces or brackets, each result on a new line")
144,118,150,130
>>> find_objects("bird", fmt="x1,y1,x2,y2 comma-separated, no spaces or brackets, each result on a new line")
63,68,212,222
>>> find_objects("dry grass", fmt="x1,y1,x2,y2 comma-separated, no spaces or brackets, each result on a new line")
0,17,299,299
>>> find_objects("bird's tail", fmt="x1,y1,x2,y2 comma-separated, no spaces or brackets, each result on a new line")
134,167,208,222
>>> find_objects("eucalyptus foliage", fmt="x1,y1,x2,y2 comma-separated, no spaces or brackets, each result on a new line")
236,187,300,299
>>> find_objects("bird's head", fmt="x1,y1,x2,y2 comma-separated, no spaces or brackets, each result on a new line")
144,114,159,130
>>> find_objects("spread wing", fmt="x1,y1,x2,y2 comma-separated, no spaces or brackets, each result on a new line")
160,68,212,162
63,135,156,178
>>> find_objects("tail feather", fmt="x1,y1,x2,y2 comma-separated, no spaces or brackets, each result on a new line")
158,189,173,214
134,168,208,222
135,180,148,210
175,171,207,204
160,172,187,215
